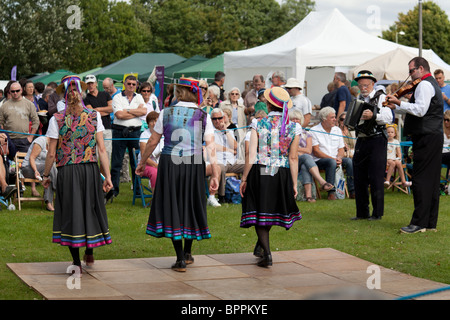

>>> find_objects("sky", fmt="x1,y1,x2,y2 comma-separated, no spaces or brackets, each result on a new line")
314,0,450,37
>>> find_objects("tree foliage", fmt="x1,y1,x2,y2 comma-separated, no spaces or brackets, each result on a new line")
0,0,315,79
381,1,450,64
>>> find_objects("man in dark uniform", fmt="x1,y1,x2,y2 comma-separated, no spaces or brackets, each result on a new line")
386,57,444,233
351,70,394,221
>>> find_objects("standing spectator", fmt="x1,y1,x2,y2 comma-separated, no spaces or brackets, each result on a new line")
0,82,40,153
244,75,265,122
434,69,450,112
285,78,312,128
270,70,286,87
42,75,113,275
46,81,62,119
320,82,337,109
23,81,39,111
84,75,113,161
207,85,221,109
210,71,226,101
386,57,444,233
139,82,160,125
240,86,301,268
442,110,450,185
333,72,352,117
136,77,219,272
310,107,355,200
34,82,45,100
110,75,146,198
102,77,122,99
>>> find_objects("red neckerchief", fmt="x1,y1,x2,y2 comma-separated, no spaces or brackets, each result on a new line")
421,73,432,80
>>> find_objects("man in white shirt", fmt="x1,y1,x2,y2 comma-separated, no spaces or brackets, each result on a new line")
210,108,244,205
310,107,354,200
386,57,444,234
110,75,147,197
285,78,312,128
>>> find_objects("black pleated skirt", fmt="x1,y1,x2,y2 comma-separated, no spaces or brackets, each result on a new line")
240,164,301,230
52,163,112,248
146,154,211,241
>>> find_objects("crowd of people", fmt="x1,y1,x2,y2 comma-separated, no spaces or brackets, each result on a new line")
0,56,447,271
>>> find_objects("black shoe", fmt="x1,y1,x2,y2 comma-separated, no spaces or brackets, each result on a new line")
171,260,186,272
400,225,426,234
368,216,382,221
350,216,369,220
2,186,17,200
253,242,263,258
184,253,194,265
257,254,272,268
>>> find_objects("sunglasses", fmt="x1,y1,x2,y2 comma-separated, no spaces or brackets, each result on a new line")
10,90,21,93
230,93,240,96
445,119,450,122
409,67,418,74
211,117,223,121
141,90,151,93
126,83,137,86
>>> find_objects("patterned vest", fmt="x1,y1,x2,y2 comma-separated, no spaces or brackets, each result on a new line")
161,105,207,157
54,109,98,167
256,115,297,173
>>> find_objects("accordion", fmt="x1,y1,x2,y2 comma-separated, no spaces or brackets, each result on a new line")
344,99,378,136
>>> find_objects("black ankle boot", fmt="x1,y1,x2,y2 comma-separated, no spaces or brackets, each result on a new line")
257,254,272,268
171,260,186,272
253,242,263,258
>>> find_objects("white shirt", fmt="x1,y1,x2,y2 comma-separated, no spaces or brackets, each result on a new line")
291,94,312,117
138,128,164,163
310,123,345,161
214,129,236,165
112,92,145,127
141,94,160,121
358,89,393,125
46,111,105,139
396,80,435,117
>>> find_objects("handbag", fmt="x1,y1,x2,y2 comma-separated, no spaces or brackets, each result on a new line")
335,165,346,200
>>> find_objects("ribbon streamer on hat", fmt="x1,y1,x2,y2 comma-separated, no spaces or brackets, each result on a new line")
179,78,204,106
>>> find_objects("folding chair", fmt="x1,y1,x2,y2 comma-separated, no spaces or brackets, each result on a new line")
387,163,411,194
131,149,153,208
14,152,45,210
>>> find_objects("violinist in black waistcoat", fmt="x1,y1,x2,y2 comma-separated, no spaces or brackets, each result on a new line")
386,57,444,234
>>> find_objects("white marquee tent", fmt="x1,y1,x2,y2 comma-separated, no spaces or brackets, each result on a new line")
350,47,450,82
224,8,450,105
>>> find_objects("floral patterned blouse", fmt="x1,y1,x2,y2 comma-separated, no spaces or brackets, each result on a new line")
251,111,300,175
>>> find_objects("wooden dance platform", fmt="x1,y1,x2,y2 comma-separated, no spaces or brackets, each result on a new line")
7,248,449,300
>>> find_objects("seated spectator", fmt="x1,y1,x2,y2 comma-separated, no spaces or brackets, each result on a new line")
310,107,355,200
21,135,57,211
138,111,163,190
289,109,333,202
337,112,356,158
0,132,17,200
211,108,244,204
199,80,209,109
385,125,411,187
222,107,236,130
320,82,337,109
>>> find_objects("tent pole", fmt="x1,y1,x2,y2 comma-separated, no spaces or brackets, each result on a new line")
418,0,423,57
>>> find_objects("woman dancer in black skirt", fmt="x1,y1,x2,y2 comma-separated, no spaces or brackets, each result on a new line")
42,75,113,276
240,86,302,267
136,77,219,272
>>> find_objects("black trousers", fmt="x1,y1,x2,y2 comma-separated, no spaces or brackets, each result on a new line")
410,133,443,229
353,134,387,218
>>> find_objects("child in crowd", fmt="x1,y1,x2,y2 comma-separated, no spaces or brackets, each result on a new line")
385,125,411,188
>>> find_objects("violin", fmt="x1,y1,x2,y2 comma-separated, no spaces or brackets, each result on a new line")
383,78,422,106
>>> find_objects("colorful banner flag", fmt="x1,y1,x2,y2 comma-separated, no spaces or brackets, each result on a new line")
11,66,17,81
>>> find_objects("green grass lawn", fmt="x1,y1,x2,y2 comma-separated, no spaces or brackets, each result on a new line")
0,183,449,299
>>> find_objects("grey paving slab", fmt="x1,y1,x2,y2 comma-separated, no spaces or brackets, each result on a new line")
6,248,449,300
